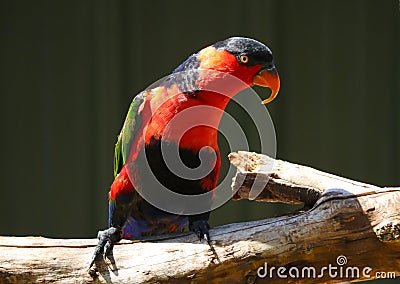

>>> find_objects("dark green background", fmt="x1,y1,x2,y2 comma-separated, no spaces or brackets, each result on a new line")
1,0,399,282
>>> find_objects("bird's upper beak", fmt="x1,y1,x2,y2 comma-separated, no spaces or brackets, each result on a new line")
252,67,280,104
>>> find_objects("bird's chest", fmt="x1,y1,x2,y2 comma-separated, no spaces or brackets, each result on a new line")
144,95,223,150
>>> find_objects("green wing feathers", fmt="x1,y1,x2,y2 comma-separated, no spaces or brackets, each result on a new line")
113,92,146,178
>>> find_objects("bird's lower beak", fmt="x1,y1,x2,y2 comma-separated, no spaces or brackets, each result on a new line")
252,68,280,104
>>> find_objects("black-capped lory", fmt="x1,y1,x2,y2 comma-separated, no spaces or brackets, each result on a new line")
90,37,280,268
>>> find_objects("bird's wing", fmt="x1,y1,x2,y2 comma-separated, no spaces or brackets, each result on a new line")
113,92,146,178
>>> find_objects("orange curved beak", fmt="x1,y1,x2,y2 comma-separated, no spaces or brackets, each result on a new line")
252,68,280,104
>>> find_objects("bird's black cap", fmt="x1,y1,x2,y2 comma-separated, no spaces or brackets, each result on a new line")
213,37,274,67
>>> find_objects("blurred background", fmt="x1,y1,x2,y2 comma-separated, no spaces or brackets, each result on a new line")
1,0,399,281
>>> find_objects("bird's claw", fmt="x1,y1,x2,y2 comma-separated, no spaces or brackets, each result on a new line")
189,220,211,246
203,232,212,247
89,227,121,269
189,219,220,262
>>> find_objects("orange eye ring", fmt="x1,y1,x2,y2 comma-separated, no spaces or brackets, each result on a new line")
239,55,249,64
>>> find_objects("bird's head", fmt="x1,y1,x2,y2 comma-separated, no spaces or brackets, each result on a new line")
192,37,280,104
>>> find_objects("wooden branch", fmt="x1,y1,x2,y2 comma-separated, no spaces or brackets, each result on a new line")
229,151,382,205
1,152,399,283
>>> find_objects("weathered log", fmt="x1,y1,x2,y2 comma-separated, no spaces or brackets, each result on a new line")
229,151,382,205
0,152,399,283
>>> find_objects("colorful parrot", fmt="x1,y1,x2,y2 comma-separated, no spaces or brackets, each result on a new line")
90,37,280,268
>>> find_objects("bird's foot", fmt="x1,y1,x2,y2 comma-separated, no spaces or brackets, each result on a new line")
189,219,211,246
89,227,122,269
189,218,221,263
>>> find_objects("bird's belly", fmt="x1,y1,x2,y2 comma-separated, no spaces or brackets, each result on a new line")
123,137,218,238
141,137,219,195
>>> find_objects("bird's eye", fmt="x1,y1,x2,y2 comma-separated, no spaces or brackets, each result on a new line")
239,55,249,64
